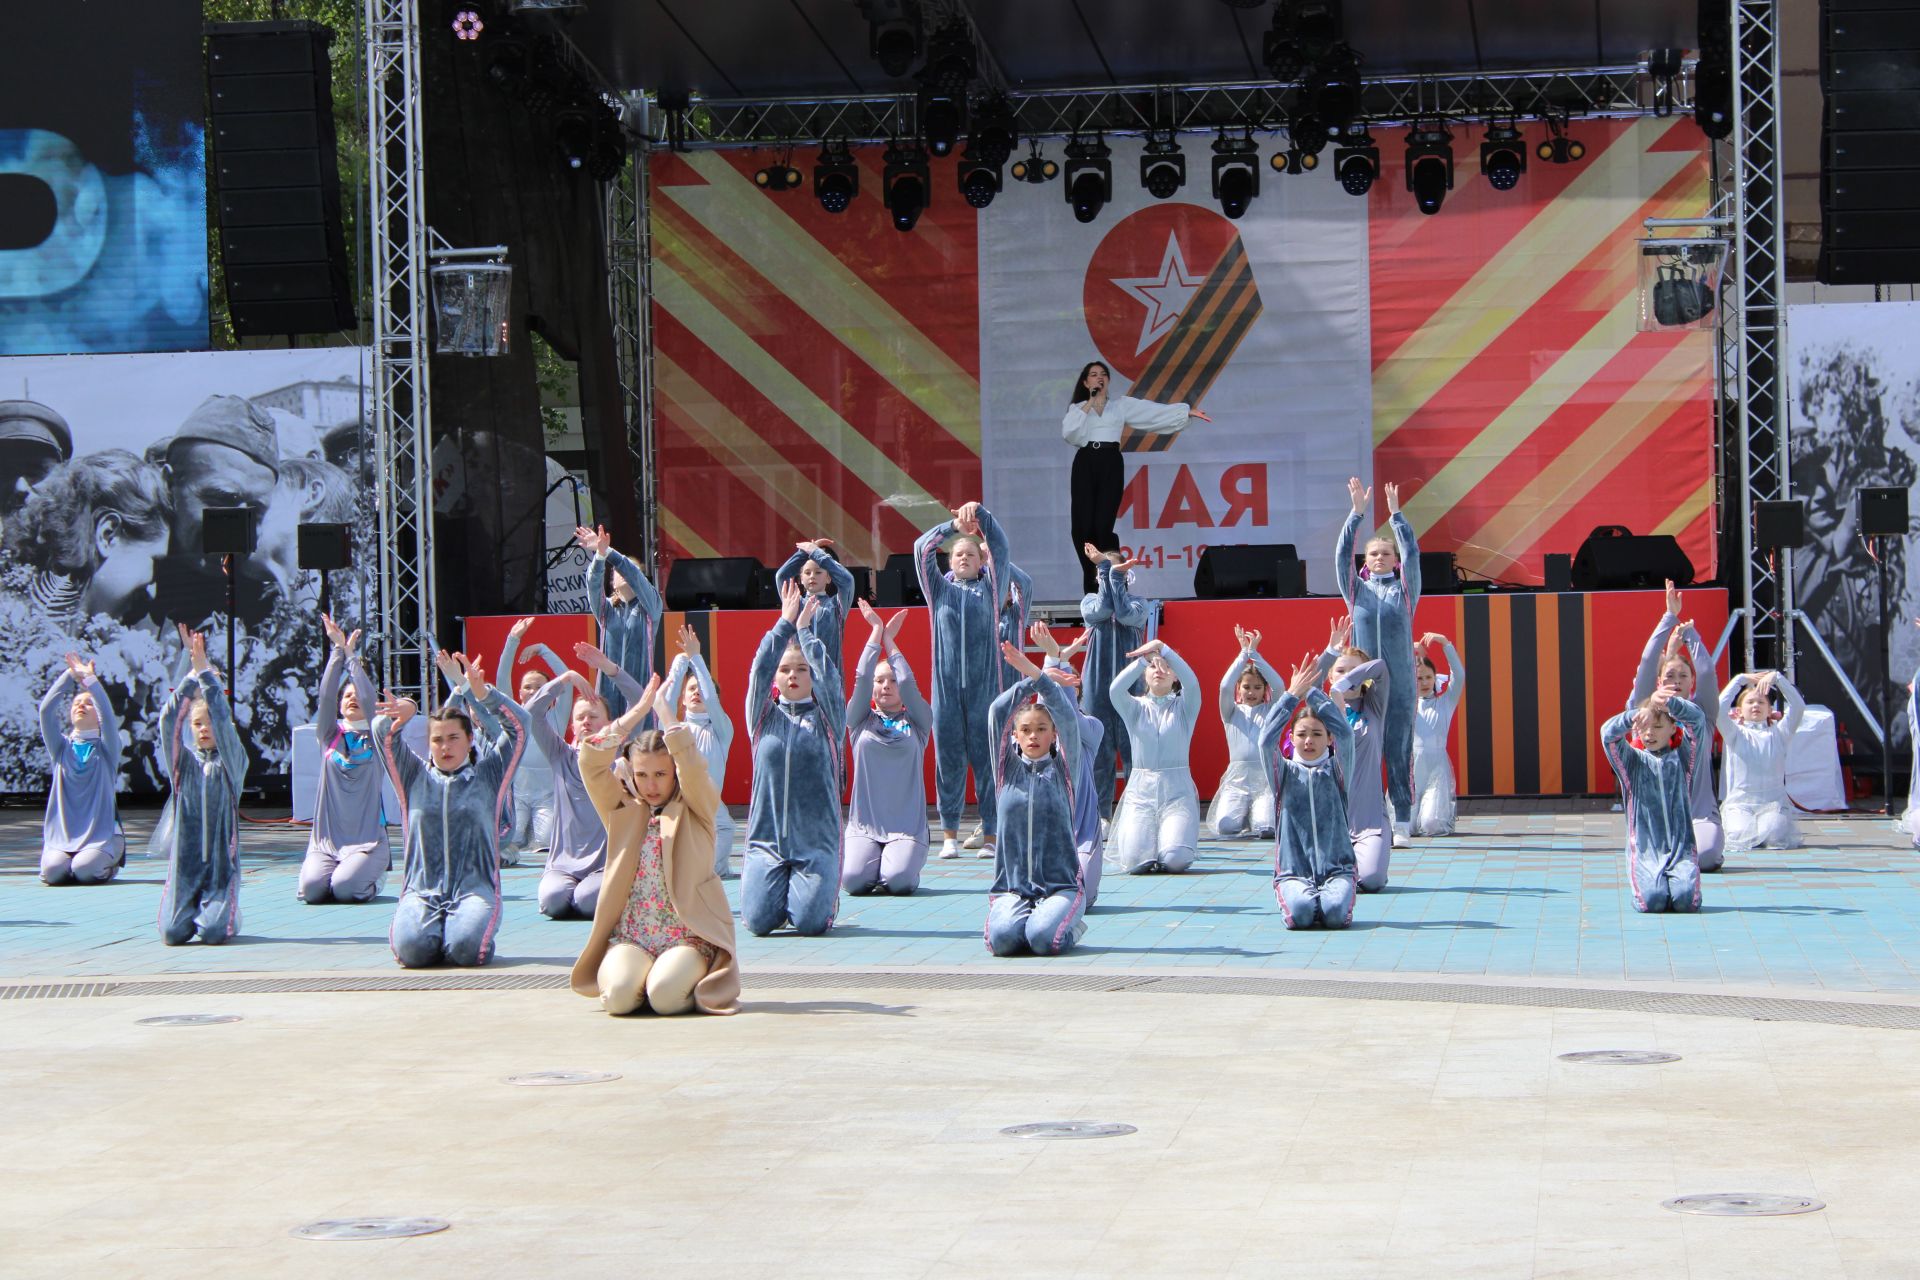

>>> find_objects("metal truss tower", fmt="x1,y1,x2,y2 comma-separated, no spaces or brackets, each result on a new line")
606,145,656,566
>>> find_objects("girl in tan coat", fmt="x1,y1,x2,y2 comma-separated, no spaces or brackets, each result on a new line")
570,676,740,1016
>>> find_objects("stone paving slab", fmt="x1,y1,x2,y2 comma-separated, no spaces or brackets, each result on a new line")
4,807,1917,993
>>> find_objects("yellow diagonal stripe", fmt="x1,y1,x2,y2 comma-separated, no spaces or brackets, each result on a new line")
1460,343,1711,567
1652,477,1716,539
1373,119,1698,447
652,258,953,534
1403,291,1643,537
655,352,877,557
658,505,722,559
663,153,982,453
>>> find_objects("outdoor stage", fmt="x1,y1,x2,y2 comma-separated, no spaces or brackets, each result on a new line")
467,586,1730,805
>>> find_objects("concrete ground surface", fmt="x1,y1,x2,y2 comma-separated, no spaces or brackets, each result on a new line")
6,804,1920,1277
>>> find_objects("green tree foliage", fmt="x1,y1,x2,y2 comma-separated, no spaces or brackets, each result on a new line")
202,0,366,347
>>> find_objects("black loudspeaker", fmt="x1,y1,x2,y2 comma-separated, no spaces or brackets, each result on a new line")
1860,486,1911,537
1570,526,1694,591
297,521,352,570
840,565,875,603
1274,561,1308,598
1819,0,1920,284
201,506,259,555
1193,544,1298,599
1418,550,1458,595
665,557,761,610
1695,0,1733,140
1754,499,1808,549
1543,553,1574,592
876,551,943,607
206,22,355,335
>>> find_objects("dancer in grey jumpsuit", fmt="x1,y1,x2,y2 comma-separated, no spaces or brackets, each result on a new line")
1316,634,1394,892
916,501,1011,858
1335,478,1421,835
377,652,530,967
985,647,1087,957
157,628,247,946
1079,545,1152,820
842,602,932,895
741,585,846,936
497,617,570,863
1259,654,1360,930
775,539,857,674
39,653,124,885
1627,580,1724,871
1033,623,1106,906
578,524,664,720
523,648,643,919
299,614,391,903
1601,692,1706,914
662,624,737,878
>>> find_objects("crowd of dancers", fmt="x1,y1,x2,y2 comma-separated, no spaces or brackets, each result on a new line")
34,481,1836,1015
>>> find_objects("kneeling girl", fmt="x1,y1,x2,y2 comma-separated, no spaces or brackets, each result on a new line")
985,643,1086,957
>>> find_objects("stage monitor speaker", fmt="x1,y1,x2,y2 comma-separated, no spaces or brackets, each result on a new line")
1418,550,1458,595
207,21,355,336
1754,499,1808,549
1543,553,1574,592
1570,526,1693,591
1818,0,1920,284
665,557,761,610
877,551,942,607
1193,543,1298,599
297,521,352,570
838,565,875,603
1860,486,1911,537
1274,560,1308,598
201,506,259,555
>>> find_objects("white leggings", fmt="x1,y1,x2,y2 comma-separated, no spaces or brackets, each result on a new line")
597,942,710,1016
1109,767,1199,874
1353,828,1390,892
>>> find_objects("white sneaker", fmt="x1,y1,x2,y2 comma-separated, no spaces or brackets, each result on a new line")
962,825,987,850
939,838,961,860
977,842,996,860
1392,820,1410,846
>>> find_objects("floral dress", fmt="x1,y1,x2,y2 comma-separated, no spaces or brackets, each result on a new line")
613,817,716,962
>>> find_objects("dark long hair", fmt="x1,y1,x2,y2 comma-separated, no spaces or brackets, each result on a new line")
1069,360,1111,406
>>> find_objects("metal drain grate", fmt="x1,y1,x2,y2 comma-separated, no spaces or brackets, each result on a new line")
7,968,1920,1032
1662,1193,1825,1217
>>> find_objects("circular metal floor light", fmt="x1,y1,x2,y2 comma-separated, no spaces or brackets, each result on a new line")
1000,1122,1138,1140
292,1218,451,1241
137,1014,242,1026
503,1071,621,1087
1558,1050,1682,1066
1662,1193,1825,1217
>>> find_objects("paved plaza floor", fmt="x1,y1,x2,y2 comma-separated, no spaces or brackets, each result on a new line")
6,804,1920,1277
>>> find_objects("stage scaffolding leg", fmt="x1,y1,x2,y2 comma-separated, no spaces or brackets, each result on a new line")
607,145,657,568
365,0,437,705
1728,0,1793,677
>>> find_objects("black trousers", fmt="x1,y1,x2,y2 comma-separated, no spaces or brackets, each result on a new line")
1070,443,1124,595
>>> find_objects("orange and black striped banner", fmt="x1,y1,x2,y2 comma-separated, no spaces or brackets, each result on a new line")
1122,236,1263,452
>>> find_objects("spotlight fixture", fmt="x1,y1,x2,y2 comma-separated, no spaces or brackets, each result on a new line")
957,141,1003,208
452,9,484,39
814,139,859,212
1332,130,1378,196
969,96,1017,168
1289,108,1330,159
1064,134,1112,224
1404,119,1453,216
1535,114,1587,164
1009,140,1058,184
1479,119,1526,191
915,18,976,156
1270,146,1316,175
921,94,963,157
1306,48,1362,137
555,107,595,171
755,161,803,192
860,0,923,78
1647,47,1685,118
1210,129,1261,220
1262,0,1344,81
1139,129,1186,200
586,108,627,182
883,140,931,231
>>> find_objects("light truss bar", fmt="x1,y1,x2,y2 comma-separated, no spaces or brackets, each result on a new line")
364,0,436,704
1727,0,1791,675
654,65,1662,148
605,146,656,565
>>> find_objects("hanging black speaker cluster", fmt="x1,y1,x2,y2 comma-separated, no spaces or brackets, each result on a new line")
1818,0,1920,284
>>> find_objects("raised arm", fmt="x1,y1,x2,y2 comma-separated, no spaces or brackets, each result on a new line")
1259,691,1298,764
1667,693,1707,788
1628,612,1680,709
1335,510,1362,606
1108,568,1152,631
1715,674,1748,737
1391,510,1421,610
157,671,199,785
1310,688,1354,780
975,506,1013,603
1217,658,1244,727
1080,559,1114,625
988,681,1022,788
196,670,248,793
474,685,531,787
682,651,733,746
1162,645,1203,732
798,622,844,742
1116,395,1192,434
523,675,576,759
1435,639,1464,714
745,618,796,741
914,521,955,607
86,673,121,768
606,546,664,623
576,730,628,824
373,710,422,791
1775,673,1806,738
1032,671,1082,767
1333,658,1391,723
1107,658,1150,737
587,551,611,627
315,648,344,733
39,671,75,761
847,638,882,733
891,649,933,735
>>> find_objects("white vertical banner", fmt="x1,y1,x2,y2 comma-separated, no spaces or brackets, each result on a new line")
544,459,594,614
980,137,1373,602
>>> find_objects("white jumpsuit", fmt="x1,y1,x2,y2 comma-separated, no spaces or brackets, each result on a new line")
1106,647,1202,874
1411,638,1464,837
1207,651,1282,839
1716,673,1805,852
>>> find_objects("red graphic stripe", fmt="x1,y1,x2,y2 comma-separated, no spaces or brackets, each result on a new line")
654,401,810,556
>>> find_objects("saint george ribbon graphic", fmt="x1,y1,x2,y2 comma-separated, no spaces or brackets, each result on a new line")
1082,203,1265,452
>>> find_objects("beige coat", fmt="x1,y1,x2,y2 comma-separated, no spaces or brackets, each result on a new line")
570,725,740,1014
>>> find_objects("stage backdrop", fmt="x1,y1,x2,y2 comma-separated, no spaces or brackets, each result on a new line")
649,117,1713,600
0,0,209,356
1787,299,1920,753
0,348,371,796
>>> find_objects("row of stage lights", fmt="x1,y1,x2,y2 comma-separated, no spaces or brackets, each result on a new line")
755,114,1588,230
